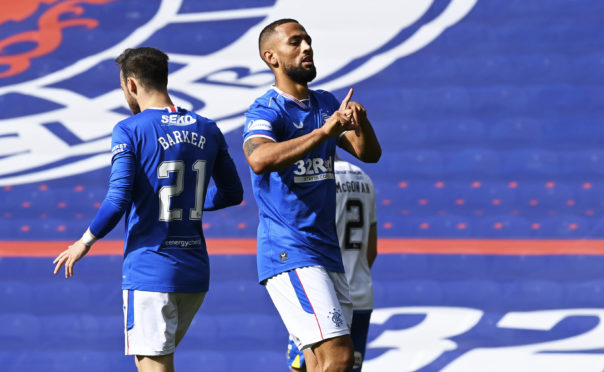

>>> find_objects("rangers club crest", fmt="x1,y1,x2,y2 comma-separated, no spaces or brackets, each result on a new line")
328,307,344,328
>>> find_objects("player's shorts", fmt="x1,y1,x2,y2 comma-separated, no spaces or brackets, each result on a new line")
266,265,353,351
122,290,206,356
286,309,372,372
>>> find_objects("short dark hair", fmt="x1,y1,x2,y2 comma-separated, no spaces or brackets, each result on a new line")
115,47,169,91
258,18,299,59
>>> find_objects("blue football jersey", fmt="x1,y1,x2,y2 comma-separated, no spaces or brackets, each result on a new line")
244,87,344,282
110,106,236,292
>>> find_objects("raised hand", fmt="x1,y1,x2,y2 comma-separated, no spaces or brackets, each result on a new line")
339,87,353,111
335,88,381,163
322,88,356,137
348,101,367,137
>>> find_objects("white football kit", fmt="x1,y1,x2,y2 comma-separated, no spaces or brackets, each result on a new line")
334,160,377,311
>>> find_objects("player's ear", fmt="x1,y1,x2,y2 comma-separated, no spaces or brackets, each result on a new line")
126,77,138,96
263,50,278,68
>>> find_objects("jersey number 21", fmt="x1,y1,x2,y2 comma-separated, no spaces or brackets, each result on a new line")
157,160,206,222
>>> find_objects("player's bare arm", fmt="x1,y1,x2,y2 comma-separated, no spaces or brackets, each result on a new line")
337,90,382,163
368,222,378,268
243,97,354,174
53,228,95,278
244,132,329,174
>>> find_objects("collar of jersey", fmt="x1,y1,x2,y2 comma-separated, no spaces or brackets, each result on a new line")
147,106,181,113
272,86,311,109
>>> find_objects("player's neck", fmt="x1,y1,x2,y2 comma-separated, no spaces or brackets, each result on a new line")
274,77,308,100
138,90,174,112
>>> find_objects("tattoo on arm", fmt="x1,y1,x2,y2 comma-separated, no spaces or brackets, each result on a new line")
245,139,262,157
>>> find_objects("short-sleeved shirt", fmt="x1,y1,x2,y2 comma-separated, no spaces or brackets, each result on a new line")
334,160,377,310
112,106,231,293
244,87,344,282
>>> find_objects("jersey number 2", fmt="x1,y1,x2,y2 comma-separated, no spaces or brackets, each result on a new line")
344,199,364,250
158,160,206,222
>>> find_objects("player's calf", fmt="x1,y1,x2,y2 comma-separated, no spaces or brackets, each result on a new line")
312,334,354,372
135,354,174,372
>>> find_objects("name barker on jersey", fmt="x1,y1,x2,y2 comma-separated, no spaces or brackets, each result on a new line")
157,114,206,151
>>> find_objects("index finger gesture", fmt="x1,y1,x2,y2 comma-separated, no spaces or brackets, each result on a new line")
339,88,354,110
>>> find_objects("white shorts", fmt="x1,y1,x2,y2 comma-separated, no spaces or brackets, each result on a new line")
122,290,206,356
266,266,353,350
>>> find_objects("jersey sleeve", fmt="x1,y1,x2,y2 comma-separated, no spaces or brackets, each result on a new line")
243,102,280,143
204,124,244,211
89,122,136,238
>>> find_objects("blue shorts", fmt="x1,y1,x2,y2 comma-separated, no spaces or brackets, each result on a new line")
286,309,372,371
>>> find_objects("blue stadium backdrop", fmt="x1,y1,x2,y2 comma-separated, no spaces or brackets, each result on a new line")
1,0,604,371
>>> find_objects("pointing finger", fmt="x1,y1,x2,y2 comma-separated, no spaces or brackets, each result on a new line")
339,88,353,110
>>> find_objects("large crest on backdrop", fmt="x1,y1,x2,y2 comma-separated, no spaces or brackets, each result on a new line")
0,0,476,186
